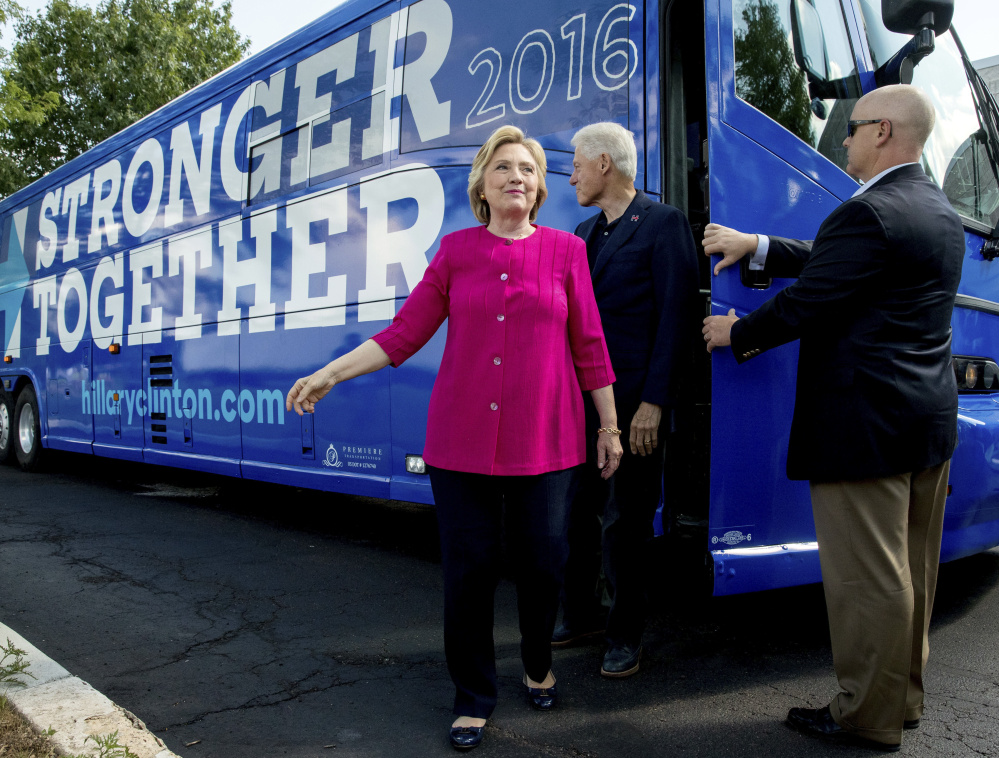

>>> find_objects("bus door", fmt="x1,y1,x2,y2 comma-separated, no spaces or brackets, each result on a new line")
92,330,142,461
704,0,865,594
45,335,92,454
141,327,242,477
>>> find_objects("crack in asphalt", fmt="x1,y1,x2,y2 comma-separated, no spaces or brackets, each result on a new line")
153,661,447,731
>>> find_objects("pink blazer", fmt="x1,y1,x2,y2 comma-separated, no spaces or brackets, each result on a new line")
373,225,615,476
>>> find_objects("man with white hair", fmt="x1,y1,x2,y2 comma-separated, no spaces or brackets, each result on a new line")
553,122,699,678
702,85,964,751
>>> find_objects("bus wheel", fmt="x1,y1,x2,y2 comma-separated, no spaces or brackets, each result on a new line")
0,388,12,464
14,385,42,472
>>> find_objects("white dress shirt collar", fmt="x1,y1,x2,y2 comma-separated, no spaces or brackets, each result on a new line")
851,162,918,197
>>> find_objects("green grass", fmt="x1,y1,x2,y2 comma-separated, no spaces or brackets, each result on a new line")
1,639,139,758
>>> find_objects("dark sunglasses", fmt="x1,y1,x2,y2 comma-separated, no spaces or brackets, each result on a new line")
847,119,891,139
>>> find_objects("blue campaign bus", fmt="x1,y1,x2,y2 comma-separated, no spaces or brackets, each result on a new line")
0,0,996,595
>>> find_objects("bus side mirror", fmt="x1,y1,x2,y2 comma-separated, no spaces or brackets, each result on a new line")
790,0,830,82
875,0,953,88
882,0,953,35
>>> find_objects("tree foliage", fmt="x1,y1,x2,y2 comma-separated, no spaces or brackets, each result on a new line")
1,1,60,138
734,0,814,145
0,0,250,199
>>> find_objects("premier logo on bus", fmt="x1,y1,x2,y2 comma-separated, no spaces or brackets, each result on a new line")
322,444,343,469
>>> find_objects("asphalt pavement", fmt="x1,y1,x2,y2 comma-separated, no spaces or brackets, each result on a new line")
2,452,999,757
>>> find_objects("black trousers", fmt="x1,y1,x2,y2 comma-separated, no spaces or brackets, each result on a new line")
561,402,666,648
428,465,580,719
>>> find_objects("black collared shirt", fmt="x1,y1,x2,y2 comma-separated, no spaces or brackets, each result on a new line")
587,213,621,270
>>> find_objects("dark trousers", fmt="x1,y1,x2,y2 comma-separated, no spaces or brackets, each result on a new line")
429,465,580,719
561,404,666,648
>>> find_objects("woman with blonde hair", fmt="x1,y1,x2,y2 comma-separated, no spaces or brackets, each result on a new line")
287,125,622,750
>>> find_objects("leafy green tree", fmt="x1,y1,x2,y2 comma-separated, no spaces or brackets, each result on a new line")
1,0,60,137
734,0,814,145
0,0,250,199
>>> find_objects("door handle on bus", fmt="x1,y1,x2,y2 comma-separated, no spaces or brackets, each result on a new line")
740,256,772,289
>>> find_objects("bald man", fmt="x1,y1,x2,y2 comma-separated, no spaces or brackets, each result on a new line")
702,85,964,752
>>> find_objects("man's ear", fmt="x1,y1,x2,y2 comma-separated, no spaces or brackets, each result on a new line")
875,120,893,146
599,153,612,174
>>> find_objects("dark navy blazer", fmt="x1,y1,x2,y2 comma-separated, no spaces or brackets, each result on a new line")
576,191,700,414
730,164,965,482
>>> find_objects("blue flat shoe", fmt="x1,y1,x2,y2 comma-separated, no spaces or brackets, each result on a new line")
524,675,558,710
449,725,484,750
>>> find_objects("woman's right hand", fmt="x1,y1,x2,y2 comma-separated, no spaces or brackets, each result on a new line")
285,340,393,416
286,365,336,416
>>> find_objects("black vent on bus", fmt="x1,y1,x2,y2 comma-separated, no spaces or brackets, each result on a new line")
150,354,173,388
149,355,173,443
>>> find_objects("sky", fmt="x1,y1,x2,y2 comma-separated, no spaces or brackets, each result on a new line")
2,0,998,65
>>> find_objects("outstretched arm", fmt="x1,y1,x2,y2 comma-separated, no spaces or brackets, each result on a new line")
286,339,392,416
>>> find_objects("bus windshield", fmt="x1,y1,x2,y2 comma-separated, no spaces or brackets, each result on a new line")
859,1,999,231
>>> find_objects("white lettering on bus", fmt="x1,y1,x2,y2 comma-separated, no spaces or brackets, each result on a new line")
123,138,165,237
25,0,459,264
358,167,445,322
31,275,57,355
284,190,348,330
401,0,452,142
296,33,358,123
89,160,122,252
36,189,61,271
23,160,446,353
217,213,277,335
127,242,164,345
168,228,213,341
56,267,87,352
60,173,91,262
90,254,125,350
165,104,223,227
221,85,253,202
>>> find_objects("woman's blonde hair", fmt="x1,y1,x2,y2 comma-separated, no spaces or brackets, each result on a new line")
467,125,548,224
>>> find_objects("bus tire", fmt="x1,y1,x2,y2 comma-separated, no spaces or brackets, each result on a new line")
0,388,12,465
14,385,42,472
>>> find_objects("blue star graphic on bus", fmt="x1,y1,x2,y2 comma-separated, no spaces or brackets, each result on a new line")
0,208,29,357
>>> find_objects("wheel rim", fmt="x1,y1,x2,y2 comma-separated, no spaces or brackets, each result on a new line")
0,402,8,450
18,403,34,454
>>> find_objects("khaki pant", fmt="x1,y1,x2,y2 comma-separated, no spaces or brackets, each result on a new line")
809,460,949,746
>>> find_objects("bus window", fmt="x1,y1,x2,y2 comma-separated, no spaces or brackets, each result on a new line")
732,0,862,174
858,1,999,231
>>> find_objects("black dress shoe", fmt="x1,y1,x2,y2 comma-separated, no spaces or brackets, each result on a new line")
449,725,484,750
600,643,641,678
551,621,605,648
524,675,558,710
904,718,920,729
786,706,901,752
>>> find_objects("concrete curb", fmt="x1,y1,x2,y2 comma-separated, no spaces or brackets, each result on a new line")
0,623,181,758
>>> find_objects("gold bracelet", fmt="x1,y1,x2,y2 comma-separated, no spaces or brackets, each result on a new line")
597,427,622,435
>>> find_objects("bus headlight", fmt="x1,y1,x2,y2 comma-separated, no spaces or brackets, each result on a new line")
405,455,427,474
